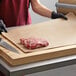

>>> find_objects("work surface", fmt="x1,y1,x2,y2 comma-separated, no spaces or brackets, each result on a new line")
0,13,76,66
0,55,76,76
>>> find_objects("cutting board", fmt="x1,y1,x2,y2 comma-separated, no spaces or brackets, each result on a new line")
0,13,76,66
59,0,76,4
2,13,76,52
0,35,25,63
57,0,76,15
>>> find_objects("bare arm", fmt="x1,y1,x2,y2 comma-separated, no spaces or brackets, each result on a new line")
31,0,52,18
31,0,67,20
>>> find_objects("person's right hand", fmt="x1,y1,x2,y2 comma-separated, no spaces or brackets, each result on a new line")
51,11,68,20
0,20,7,33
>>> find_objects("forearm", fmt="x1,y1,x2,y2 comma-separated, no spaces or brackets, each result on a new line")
31,0,52,18
31,0,67,20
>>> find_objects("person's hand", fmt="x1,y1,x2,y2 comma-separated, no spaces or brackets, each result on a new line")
51,11,68,20
0,20,7,34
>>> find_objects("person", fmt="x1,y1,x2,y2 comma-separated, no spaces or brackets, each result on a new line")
0,0,68,75
0,0,67,27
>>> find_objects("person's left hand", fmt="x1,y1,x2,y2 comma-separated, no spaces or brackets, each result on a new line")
51,11,68,20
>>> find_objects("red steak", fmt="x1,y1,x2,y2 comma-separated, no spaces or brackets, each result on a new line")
20,38,49,49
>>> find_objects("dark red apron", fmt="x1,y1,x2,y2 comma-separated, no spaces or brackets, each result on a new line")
0,0,31,27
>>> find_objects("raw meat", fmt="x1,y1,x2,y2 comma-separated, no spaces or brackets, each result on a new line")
20,37,49,49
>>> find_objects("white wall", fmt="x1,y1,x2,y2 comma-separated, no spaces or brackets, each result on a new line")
29,0,58,24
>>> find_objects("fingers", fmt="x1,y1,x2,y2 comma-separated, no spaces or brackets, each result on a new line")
0,20,7,33
51,11,68,20
2,26,7,32
59,13,68,20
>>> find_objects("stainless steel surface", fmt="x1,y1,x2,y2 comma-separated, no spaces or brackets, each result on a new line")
0,55,76,76
0,38,19,53
56,2,76,9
